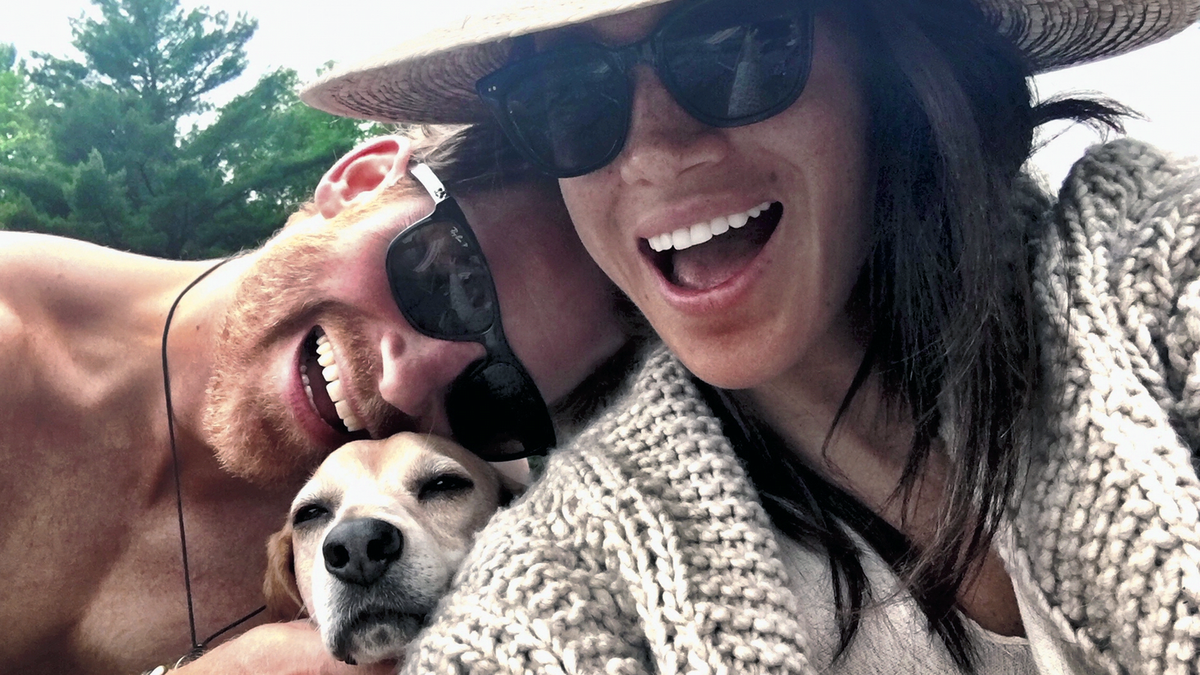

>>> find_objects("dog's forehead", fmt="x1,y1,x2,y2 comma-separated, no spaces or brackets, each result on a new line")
292,434,481,508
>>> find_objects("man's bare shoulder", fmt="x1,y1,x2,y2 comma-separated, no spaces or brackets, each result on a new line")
0,231,144,306
0,230,109,264
0,234,62,384
0,233,105,369
0,232,179,335
0,232,167,418
0,277,32,391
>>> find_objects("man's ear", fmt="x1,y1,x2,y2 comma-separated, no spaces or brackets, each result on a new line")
313,135,414,219
263,525,306,621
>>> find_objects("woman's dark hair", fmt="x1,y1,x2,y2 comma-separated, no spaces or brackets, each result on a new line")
409,123,546,193
721,0,1127,671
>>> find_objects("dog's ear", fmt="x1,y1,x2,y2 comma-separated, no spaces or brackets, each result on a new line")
263,525,306,621
312,135,414,220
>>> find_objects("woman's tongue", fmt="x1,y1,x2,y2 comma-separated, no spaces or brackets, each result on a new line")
667,219,773,290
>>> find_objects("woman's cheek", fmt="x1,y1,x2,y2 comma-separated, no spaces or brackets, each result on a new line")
559,177,623,278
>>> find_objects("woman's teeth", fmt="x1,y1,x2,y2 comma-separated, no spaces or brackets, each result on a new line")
301,332,364,433
647,201,774,253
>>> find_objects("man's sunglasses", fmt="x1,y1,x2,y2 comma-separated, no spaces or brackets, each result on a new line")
385,163,556,461
476,0,814,178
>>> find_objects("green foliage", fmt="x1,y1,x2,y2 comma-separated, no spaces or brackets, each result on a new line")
0,50,56,169
69,0,257,119
0,0,385,259
186,68,380,254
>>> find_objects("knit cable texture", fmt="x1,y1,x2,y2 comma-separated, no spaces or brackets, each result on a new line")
401,347,814,674
1013,139,1200,674
402,139,1200,675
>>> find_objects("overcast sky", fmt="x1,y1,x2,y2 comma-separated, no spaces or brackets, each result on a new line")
3,0,1198,186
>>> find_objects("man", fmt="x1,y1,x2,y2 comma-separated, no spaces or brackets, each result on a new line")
0,128,631,674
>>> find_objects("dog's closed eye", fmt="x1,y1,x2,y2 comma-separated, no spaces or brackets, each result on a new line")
417,473,474,501
293,502,331,527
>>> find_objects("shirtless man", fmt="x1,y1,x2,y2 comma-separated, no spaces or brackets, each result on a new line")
0,128,630,674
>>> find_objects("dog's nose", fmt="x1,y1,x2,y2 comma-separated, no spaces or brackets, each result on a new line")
322,518,404,586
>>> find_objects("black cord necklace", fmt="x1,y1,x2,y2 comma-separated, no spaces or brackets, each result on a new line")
160,257,265,667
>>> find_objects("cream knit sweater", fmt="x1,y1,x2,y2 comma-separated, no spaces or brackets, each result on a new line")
401,140,1200,675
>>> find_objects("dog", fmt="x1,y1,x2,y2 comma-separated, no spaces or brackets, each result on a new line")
263,432,512,665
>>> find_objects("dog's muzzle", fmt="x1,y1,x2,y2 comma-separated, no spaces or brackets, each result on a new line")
318,517,428,665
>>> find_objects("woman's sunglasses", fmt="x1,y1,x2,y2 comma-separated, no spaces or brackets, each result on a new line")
385,163,556,461
476,0,814,178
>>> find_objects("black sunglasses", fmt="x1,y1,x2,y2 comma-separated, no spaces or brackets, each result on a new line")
476,0,814,178
385,163,556,461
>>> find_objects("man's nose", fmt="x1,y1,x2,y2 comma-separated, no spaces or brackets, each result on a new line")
617,67,729,186
376,329,486,420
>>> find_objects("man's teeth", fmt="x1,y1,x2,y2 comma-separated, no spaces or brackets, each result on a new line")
305,332,364,433
647,201,773,253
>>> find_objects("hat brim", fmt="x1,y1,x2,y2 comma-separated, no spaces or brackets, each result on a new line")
301,0,1200,125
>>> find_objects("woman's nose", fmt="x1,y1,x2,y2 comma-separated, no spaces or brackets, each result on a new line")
376,329,487,420
617,67,728,185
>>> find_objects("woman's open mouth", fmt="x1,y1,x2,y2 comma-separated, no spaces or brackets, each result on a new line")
644,201,783,290
300,327,366,436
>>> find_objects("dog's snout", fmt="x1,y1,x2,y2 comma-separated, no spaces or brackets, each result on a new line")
322,518,404,586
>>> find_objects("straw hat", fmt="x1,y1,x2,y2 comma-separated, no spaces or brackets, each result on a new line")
301,0,1199,124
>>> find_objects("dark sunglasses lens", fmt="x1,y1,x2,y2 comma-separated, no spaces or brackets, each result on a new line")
447,359,556,460
502,48,628,177
660,0,811,123
386,218,495,339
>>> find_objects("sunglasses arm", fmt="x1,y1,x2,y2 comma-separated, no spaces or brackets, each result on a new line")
410,163,449,205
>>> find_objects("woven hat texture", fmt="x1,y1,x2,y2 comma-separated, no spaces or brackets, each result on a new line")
302,0,1199,124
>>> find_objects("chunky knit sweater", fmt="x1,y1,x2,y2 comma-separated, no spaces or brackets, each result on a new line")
401,140,1200,675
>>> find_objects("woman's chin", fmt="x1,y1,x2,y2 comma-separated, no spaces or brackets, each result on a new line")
669,340,778,392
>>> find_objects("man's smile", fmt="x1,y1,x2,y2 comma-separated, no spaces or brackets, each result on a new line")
301,327,366,435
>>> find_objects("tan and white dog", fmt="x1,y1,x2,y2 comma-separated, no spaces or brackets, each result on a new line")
263,432,512,665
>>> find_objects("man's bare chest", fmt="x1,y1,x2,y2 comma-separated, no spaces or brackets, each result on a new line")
75,526,276,674
1,478,284,675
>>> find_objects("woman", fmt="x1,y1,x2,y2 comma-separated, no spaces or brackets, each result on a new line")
304,0,1200,672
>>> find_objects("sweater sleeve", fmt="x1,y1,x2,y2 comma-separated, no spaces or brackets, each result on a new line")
400,348,815,675
1017,139,1200,675
398,444,653,675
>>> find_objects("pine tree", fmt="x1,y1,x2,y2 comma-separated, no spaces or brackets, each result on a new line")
1,0,379,258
